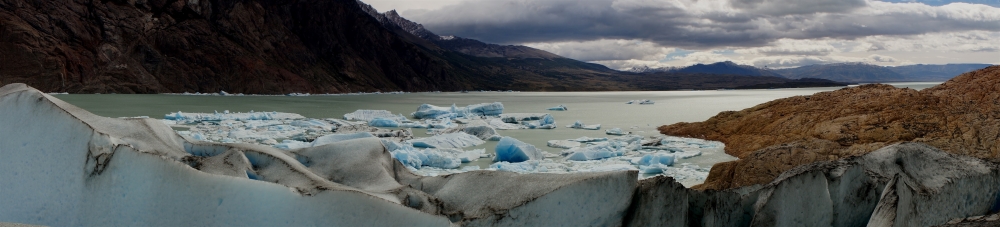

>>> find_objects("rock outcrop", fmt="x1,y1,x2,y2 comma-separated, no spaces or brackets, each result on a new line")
659,65,1000,190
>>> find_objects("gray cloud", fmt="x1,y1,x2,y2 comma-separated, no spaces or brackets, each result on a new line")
402,0,1000,49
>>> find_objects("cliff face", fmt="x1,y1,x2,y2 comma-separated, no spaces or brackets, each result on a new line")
0,0,477,94
660,66,1000,190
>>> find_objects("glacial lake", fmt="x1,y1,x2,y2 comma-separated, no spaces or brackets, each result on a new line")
56,82,942,179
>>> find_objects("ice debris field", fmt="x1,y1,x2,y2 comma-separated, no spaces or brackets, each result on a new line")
6,83,1000,227
162,101,721,183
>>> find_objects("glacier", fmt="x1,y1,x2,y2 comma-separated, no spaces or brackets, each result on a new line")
3,83,1000,227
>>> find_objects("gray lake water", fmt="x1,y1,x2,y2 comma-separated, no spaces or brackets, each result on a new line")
56,82,942,170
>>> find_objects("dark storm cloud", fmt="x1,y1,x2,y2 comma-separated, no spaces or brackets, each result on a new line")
403,0,1000,49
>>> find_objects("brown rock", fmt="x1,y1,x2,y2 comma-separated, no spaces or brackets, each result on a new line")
661,66,1000,190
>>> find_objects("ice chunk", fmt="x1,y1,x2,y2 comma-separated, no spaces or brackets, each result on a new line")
411,102,504,119
311,132,375,147
488,119,526,130
573,136,608,143
458,149,486,163
566,120,601,130
500,113,549,123
547,105,568,111
343,109,406,122
434,124,502,141
639,99,655,105
273,140,312,150
368,117,401,127
523,114,556,129
634,153,676,174
408,132,485,148
547,140,581,149
164,111,303,122
564,139,640,161
605,128,629,136
490,160,541,173
494,136,545,163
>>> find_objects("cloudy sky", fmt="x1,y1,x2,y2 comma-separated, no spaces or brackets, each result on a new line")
364,0,1000,70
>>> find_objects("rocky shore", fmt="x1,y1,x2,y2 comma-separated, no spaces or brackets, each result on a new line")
660,66,1000,190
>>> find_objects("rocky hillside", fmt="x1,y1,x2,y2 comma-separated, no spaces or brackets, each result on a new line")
0,0,503,94
659,65,1000,190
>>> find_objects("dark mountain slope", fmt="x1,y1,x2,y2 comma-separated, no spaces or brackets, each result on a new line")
775,63,906,83
887,64,993,82
0,0,485,93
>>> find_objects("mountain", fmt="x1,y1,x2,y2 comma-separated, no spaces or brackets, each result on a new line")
887,64,993,82
0,0,845,93
673,61,784,77
774,62,906,83
626,61,782,77
357,3,563,60
0,0,490,94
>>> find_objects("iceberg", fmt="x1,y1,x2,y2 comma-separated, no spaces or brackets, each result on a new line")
407,132,485,148
432,123,501,141
491,160,541,173
310,132,375,147
522,114,556,129
487,118,525,130
368,117,401,127
633,153,676,174
573,136,609,143
547,104,568,111
566,120,601,130
500,113,549,123
605,128,629,135
165,110,303,122
411,102,504,119
343,109,406,122
639,99,655,105
494,136,545,163
547,140,581,149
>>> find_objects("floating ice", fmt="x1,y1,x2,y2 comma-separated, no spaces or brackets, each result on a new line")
368,117,401,127
408,132,485,148
494,136,545,163
500,113,549,123
547,105,568,111
411,102,504,119
523,114,556,129
606,128,629,136
567,120,601,130
634,153,676,174
343,110,406,122
391,148,462,169
433,123,502,141
491,160,541,173
488,119,525,130
573,136,608,143
311,132,375,147
564,142,630,161
547,140,581,149
164,111,303,122
639,99,654,104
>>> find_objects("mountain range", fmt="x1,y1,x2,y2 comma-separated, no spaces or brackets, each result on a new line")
0,0,844,93
632,62,993,83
